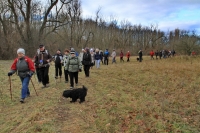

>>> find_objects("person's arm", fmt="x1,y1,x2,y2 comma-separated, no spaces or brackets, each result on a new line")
78,58,82,71
10,58,18,74
65,58,70,70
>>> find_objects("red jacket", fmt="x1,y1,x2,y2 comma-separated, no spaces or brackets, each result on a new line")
120,52,124,57
11,56,35,72
126,52,130,58
150,51,154,56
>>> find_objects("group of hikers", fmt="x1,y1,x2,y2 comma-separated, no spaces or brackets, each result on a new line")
7,44,175,103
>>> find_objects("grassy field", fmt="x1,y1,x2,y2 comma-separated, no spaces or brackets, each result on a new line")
0,56,200,133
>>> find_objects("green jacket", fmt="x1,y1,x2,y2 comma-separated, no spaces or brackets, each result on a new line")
65,56,82,72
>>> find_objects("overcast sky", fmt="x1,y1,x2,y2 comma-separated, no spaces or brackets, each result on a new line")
81,0,200,34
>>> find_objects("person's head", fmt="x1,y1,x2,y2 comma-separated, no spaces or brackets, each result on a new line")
39,44,45,51
64,49,69,55
17,48,25,58
82,49,85,52
57,49,61,54
70,50,76,57
96,48,99,52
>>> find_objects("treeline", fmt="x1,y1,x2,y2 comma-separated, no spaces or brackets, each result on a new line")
0,0,199,59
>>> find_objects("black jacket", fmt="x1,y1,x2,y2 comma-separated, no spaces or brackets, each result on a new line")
82,52,92,65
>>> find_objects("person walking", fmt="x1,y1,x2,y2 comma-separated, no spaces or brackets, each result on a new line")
35,44,52,88
111,49,117,64
65,50,82,89
8,48,35,103
82,48,92,77
159,50,162,59
94,48,102,68
90,49,95,69
53,49,63,79
155,50,159,59
150,50,154,60
100,50,104,64
138,50,143,62
104,49,109,65
120,50,124,62
63,49,70,83
126,51,130,62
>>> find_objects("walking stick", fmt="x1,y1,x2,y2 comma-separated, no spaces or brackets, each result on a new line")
8,76,12,100
30,78,38,96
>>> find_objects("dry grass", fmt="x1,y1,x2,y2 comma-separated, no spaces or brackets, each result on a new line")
0,56,200,133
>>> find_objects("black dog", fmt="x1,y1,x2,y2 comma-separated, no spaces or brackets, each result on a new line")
136,57,139,61
62,85,87,103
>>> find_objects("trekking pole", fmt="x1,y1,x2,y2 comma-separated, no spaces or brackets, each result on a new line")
8,76,12,100
30,78,38,96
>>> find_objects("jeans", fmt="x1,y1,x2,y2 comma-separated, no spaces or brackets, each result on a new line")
95,60,101,68
20,76,30,99
112,57,116,63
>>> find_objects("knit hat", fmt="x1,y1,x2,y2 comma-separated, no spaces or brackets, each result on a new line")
17,48,25,55
70,50,75,54
39,44,44,48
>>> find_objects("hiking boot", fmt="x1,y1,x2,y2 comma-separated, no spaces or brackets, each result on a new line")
20,99,24,103
55,76,58,79
42,85,46,88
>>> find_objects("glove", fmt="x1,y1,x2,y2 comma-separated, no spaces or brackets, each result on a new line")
27,72,33,77
79,69,82,72
8,72,13,76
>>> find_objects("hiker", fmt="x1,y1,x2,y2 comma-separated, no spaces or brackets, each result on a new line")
63,49,70,83
8,48,35,103
94,48,102,68
111,49,117,64
126,51,130,62
79,49,85,63
53,49,63,79
155,50,159,59
100,50,104,64
90,49,95,69
150,50,154,60
34,51,41,83
120,50,124,62
35,44,52,88
82,48,92,77
172,50,176,56
138,50,143,62
104,49,109,65
65,50,82,89
159,50,162,59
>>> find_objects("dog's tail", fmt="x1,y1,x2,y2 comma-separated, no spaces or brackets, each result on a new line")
83,85,88,91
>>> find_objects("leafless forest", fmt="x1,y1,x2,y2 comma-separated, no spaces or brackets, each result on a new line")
0,0,199,59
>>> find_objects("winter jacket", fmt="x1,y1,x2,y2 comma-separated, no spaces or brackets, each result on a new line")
120,52,124,57
138,50,143,57
79,52,84,62
126,52,130,58
65,56,82,72
111,51,116,58
54,53,63,65
82,52,92,65
150,51,154,56
94,52,102,60
63,54,69,67
35,49,52,67
10,56,35,78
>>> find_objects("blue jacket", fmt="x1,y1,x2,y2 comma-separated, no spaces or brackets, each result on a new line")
94,52,102,60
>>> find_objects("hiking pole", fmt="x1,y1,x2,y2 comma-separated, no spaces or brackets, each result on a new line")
30,78,38,96
8,76,12,100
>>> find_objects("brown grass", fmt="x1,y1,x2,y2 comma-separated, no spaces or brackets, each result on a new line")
0,56,200,133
